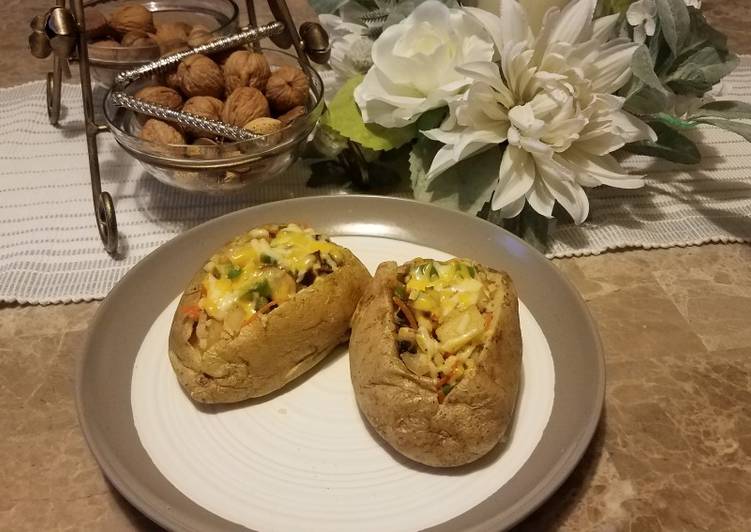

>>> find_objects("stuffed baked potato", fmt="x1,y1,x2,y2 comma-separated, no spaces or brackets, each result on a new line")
349,258,522,467
169,223,371,403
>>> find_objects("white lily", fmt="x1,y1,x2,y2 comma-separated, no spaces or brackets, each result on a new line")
424,0,656,224
626,0,657,43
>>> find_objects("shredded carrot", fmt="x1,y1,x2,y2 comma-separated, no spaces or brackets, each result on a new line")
393,297,418,329
182,304,201,320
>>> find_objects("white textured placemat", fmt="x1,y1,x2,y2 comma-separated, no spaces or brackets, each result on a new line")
1,59,751,304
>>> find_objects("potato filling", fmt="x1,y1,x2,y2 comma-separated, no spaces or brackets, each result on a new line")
394,259,496,402
182,224,344,348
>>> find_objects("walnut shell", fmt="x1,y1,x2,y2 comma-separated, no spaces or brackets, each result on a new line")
186,137,220,159
221,87,270,127
182,96,224,135
243,117,282,135
163,69,181,91
187,26,214,47
134,85,183,110
84,8,109,39
89,39,121,48
109,4,154,36
152,21,191,54
140,119,185,145
264,66,309,113
121,31,157,48
223,51,271,94
277,105,306,125
182,96,224,121
177,54,224,98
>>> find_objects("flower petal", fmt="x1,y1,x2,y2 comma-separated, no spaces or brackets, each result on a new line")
425,128,507,179
491,145,535,211
537,156,590,223
589,39,638,94
526,177,556,217
562,149,646,189
546,0,597,45
464,6,504,55
611,110,658,143
591,13,619,43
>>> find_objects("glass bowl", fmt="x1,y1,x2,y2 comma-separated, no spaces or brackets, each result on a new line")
104,50,325,193
86,0,239,87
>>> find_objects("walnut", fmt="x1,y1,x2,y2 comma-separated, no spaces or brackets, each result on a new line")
163,69,181,91
152,21,191,54
89,39,121,48
221,87,270,127
243,117,282,135
177,54,224,98
121,31,157,48
223,51,271,94
134,85,183,110
140,119,185,145
186,137,220,159
109,4,154,36
277,105,306,125
182,96,224,121
182,96,224,120
84,8,109,39
187,26,214,47
264,66,309,113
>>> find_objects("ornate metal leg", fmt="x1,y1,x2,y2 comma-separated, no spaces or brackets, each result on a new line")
72,0,118,255
46,56,63,125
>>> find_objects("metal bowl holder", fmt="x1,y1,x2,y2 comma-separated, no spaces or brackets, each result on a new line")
29,0,330,255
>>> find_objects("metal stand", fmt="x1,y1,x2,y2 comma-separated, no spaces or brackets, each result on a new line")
29,0,330,256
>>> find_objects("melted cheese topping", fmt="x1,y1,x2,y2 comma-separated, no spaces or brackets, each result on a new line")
198,224,343,321
397,259,495,399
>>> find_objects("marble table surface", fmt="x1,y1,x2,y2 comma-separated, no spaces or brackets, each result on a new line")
2,1,750,530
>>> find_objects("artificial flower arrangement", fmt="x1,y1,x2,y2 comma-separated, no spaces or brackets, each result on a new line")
308,0,751,246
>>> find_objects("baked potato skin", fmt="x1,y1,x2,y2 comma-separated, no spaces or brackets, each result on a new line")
349,261,522,467
169,246,371,403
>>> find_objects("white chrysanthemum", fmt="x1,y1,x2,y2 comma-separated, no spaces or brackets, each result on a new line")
423,0,656,223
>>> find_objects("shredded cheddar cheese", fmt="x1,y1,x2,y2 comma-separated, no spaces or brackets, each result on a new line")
198,224,343,322
395,259,496,401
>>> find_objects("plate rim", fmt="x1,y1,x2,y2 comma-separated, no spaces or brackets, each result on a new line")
75,194,604,532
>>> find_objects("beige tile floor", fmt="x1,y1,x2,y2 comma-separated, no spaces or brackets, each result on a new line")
2,1,750,530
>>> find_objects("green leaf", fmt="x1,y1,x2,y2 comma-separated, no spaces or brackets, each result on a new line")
631,45,668,93
691,100,751,120
623,44,671,115
655,112,696,129
625,120,701,164
624,85,670,115
696,118,751,143
655,0,690,56
322,76,418,151
667,47,738,96
410,138,500,215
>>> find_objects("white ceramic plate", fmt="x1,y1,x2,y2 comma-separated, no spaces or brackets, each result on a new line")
77,196,604,532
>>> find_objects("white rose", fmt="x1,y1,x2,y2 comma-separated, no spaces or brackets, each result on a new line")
354,0,494,128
